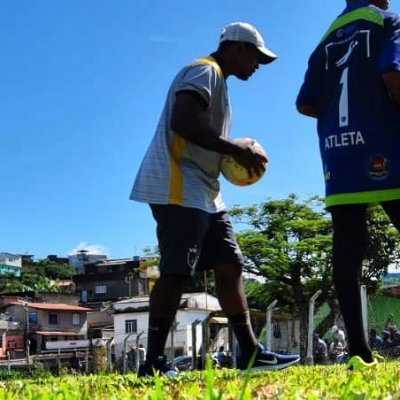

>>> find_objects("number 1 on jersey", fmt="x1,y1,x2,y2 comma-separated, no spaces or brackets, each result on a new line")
339,66,349,127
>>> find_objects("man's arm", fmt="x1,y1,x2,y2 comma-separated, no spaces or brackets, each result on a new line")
170,91,240,155
170,91,267,176
382,70,400,107
297,104,318,118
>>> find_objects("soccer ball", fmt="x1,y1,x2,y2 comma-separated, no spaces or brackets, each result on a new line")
220,137,267,186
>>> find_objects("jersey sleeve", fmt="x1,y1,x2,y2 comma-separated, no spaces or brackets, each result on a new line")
380,13,400,72
174,64,219,109
296,50,322,110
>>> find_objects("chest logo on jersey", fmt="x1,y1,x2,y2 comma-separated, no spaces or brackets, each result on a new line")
369,155,389,180
324,131,365,150
335,26,356,39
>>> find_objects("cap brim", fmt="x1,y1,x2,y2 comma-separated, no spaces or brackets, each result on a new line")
257,47,277,64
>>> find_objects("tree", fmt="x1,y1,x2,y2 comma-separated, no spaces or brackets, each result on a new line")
0,273,27,292
0,259,77,294
230,194,400,359
363,204,400,285
22,259,76,280
231,195,333,358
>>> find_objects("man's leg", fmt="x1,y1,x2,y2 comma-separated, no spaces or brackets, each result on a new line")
144,275,187,367
201,211,258,366
208,212,299,370
330,204,373,362
140,204,207,376
214,263,258,365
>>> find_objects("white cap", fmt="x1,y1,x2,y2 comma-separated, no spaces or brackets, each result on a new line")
220,22,277,64
331,326,338,333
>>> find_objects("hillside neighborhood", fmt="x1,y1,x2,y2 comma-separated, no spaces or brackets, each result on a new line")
0,251,399,374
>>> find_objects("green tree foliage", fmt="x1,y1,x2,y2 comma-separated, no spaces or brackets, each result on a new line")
0,259,76,293
231,195,332,307
230,194,400,357
231,195,333,357
0,273,28,292
363,204,400,285
23,259,76,280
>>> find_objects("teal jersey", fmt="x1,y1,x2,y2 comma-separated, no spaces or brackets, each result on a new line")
297,1,400,207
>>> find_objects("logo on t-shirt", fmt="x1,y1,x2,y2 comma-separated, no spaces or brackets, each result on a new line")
187,245,200,273
335,25,356,39
369,155,389,180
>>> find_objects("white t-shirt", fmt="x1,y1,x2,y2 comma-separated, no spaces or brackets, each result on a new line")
130,56,231,213
333,329,346,344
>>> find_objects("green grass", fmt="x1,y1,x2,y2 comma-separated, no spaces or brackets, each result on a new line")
0,361,400,399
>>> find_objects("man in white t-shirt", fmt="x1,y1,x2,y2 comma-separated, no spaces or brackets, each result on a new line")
131,22,300,377
331,326,346,345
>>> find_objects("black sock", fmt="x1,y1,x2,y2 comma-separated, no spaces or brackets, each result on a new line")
331,205,372,363
145,315,174,365
333,264,372,362
228,311,258,365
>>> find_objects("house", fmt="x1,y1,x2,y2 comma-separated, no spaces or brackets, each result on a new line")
112,292,224,359
112,292,301,366
68,250,107,273
0,291,82,306
0,317,24,359
0,295,92,354
54,279,76,293
46,255,69,264
73,257,148,307
0,252,22,277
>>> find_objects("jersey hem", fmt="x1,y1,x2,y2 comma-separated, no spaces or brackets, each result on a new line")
325,188,400,207
130,196,226,214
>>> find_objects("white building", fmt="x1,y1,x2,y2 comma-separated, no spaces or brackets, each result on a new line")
68,251,107,272
113,292,223,359
0,253,22,277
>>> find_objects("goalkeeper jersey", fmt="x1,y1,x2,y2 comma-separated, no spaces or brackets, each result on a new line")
297,0,400,207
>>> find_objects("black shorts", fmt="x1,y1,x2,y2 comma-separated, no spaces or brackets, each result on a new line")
150,204,244,276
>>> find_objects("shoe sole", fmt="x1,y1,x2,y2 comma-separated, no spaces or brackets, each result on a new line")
347,356,378,371
240,357,300,372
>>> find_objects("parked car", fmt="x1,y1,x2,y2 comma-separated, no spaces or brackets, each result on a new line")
173,355,193,371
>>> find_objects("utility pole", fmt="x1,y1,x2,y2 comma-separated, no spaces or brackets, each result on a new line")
21,302,30,364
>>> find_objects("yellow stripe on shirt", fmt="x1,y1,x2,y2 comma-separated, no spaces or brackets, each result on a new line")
168,133,186,205
168,56,223,205
196,56,224,77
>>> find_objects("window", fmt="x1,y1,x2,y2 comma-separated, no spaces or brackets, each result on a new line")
72,313,80,326
95,285,107,294
125,319,137,334
48,313,59,325
28,312,38,325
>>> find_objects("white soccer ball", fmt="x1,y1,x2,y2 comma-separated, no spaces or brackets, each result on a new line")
220,137,267,186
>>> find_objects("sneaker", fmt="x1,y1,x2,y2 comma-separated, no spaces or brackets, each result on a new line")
240,348,300,372
137,355,178,378
347,355,378,371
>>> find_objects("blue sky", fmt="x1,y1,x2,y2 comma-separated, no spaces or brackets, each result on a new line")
2,1,398,260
